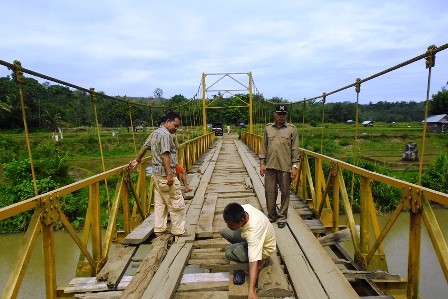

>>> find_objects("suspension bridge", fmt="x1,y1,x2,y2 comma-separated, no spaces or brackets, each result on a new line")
0,43,448,299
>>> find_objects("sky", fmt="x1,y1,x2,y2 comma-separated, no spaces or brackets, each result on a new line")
1,0,447,104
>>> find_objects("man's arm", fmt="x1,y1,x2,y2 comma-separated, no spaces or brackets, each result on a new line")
129,147,147,169
248,261,259,299
182,169,191,192
161,152,174,185
259,128,268,177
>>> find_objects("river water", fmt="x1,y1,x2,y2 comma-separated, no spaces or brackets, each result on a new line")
0,210,447,298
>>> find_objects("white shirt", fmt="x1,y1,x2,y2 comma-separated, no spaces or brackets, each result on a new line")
241,204,276,262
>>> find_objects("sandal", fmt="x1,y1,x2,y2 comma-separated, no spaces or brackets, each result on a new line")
233,270,246,285
155,230,171,236
173,231,191,237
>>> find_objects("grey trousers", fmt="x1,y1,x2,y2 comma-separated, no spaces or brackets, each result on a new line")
265,168,291,222
220,227,249,263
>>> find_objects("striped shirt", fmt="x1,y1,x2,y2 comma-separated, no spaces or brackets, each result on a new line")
150,126,177,176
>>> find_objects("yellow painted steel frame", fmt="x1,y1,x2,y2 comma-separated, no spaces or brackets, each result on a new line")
0,133,212,299
201,72,254,134
242,132,448,298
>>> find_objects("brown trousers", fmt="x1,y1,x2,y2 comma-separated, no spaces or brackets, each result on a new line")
265,168,291,222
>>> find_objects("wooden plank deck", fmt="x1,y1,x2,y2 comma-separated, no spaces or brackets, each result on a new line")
66,133,395,299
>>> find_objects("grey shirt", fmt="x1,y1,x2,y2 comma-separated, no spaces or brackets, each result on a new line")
150,126,177,176
259,121,300,172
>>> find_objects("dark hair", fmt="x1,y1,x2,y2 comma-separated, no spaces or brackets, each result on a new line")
165,111,181,123
223,203,245,223
157,116,165,126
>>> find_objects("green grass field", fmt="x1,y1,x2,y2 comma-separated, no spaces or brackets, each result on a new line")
1,122,447,183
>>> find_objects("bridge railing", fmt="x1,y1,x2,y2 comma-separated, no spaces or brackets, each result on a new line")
0,133,213,299
242,131,448,298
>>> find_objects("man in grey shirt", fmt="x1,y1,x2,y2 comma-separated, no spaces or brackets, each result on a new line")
130,112,188,236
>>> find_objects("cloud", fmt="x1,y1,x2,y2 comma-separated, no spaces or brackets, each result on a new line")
1,0,447,103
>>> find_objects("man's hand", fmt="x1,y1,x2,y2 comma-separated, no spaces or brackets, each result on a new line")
290,167,297,180
260,165,266,177
128,159,139,169
248,289,259,299
167,173,174,186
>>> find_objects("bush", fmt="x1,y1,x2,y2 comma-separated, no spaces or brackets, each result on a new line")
421,154,448,194
342,157,401,212
339,138,351,147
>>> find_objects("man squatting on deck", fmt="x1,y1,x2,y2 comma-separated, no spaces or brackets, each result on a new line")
220,203,276,299
129,112,189,237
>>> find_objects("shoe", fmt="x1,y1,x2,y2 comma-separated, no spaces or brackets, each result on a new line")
233,270,246,285
277,222,286,228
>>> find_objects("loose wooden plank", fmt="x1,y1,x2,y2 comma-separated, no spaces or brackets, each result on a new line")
96,245,138,288
318,228,352,246
256,252,294,297
189,187,206,207
118,234,171,299
275,226,329,299
244,177,253,189
140,242,193,299
190,248,225,259
74,291,123,298
228,262,249,299
122,213,156,244
342,270,401,280
287,210,359,299
303,219,326,233
65,276,132,293
173,291,228,299
188,258,228,266
187,173,200,189
194,238,230,249
177,272,229,292
196,193,218,238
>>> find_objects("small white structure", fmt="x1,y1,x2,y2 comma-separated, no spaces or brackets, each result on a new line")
362,120,374,127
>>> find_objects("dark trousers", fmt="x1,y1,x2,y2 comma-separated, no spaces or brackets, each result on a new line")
219,227,249,263
265,168,291,222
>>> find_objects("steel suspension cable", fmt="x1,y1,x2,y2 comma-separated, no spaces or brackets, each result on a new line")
301,100,306,149
320,94,327,154
350,79,361,205
419,46,436,185
90,89,111,210
13,61,38,196
127,101,137,155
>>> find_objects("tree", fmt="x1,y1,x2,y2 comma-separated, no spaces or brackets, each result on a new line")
429,86,448,115
153,88,163,99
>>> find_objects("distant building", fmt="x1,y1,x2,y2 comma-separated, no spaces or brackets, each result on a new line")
424,114,448,133
346,120,355,125
133,125,146,132
362,121,374,127
236,119,246,128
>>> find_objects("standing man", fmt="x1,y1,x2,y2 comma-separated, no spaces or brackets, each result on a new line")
220,202,276,299
259,105,300,228
129,112,189,237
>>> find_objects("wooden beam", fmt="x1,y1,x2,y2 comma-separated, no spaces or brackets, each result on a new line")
118,234,171,299
197,193,218,238
96,245,138,289
140,243,193,299
122,214,155,245
177,272,229,292
318,227,356,246
256,252,294,297
64,276,132,293
342,270,400,280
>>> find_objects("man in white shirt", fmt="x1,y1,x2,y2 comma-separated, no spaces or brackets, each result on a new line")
220,203,276,299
